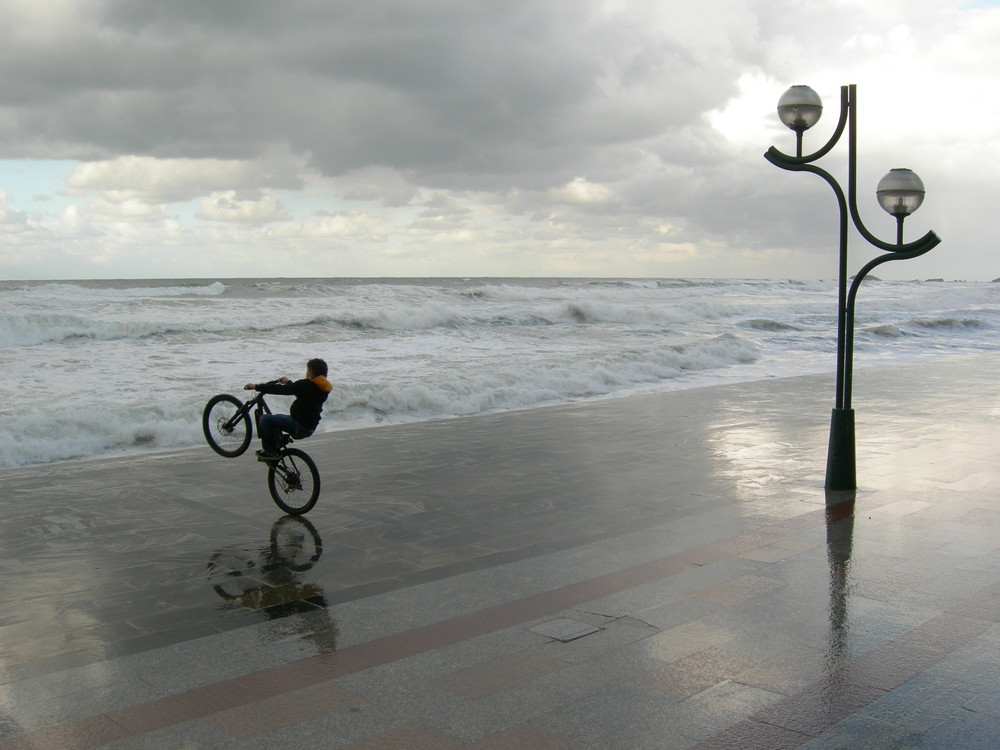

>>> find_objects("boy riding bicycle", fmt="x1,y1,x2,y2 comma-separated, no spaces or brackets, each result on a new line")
245,358,332,461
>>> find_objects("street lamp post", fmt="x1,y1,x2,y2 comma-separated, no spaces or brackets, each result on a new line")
765,84,941,491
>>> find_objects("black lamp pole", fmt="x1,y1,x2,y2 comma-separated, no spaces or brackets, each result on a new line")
765,84,941,491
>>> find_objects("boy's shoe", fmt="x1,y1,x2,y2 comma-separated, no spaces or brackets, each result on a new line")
256,450,280,462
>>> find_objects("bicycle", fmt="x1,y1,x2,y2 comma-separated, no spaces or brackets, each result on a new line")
202,382,321,515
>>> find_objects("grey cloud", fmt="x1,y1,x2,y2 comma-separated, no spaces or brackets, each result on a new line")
0,0,751,191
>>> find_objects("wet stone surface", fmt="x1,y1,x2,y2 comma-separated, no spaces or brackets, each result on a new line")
1,355,1000,748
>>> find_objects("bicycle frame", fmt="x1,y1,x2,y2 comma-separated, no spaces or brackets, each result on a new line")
251,394,272,436
224,382,279,438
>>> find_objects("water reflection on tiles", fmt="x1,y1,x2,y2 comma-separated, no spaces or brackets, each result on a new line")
0,509,337,680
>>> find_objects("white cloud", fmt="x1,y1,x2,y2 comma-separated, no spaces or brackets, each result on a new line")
274,212,388,239
88,197,167,223
551,177,616,205
53,204,95,237
197,190,289,224
65,155,304,204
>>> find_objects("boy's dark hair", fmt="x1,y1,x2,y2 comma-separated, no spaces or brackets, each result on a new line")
308,358,328,377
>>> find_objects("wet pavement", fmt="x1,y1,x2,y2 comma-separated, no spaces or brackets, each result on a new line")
1,354,999,749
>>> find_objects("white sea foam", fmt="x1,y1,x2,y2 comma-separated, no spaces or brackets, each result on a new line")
1,277,998,468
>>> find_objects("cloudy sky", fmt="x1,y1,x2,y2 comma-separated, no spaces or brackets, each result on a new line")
1,0,998,281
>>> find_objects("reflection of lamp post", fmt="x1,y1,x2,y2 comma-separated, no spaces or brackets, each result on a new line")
766,85,941,491
826,499,855,664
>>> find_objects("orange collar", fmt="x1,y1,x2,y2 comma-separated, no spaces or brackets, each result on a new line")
310,375,333,393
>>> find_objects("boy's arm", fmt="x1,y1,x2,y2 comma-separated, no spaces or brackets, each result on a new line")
247,378,296,395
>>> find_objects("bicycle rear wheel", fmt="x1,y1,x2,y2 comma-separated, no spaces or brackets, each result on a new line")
203,394,253,457
270,515,323,570
267,448,320,515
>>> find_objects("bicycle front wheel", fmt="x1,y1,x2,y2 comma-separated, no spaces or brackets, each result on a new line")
203,394,253,457
267,448,320,515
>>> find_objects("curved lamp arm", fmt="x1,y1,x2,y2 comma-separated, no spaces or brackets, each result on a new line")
763,153,848,221
848,234,942,305
765,146,941,255
844,87,930,252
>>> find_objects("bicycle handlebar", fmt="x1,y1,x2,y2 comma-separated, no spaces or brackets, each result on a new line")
244,378,283,391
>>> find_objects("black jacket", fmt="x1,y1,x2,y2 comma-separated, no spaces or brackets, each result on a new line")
257,376,333,431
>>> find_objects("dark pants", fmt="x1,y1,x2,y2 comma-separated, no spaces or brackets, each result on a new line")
259,414,312,454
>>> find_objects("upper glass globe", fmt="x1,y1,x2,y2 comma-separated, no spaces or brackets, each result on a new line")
777,85,823,133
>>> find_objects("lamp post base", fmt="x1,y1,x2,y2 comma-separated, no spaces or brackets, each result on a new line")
825,407,857,491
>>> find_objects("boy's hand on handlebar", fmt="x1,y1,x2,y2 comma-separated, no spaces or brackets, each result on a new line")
243,377,286,390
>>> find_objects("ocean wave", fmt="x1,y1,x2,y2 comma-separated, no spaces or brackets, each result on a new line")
584,279,663,289
16,281,227,300
870,284,1000,313
866,324,905,338
1,331,759,469
325,303,477,332
909,317,987,330
314,298,713,332
332,333,759,423
0,312,178,347
0,309,340,347
465,281,687,303
0,402,202,469
740,318,802,332
537,300,692,326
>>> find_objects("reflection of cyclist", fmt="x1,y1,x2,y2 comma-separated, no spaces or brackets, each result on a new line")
245,358,332,461
207,515,327,611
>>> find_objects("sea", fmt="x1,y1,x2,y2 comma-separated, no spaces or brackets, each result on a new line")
2,277,997,469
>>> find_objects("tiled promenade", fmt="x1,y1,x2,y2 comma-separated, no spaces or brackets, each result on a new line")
1,354,999,749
